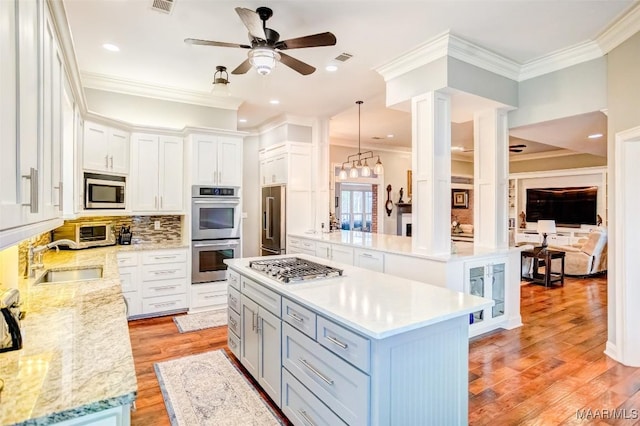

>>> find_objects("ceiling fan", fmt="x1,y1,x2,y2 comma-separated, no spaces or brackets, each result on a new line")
185,6,337,76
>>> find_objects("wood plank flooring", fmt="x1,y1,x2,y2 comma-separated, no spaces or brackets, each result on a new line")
128,274,640,425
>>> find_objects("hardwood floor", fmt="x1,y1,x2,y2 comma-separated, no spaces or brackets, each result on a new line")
128,274,640,425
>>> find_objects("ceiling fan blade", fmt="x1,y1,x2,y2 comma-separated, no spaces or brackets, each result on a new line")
509,144,527,148
185,38,251,49
278,52,316,75
510,149,524,153
231,58,252,75
276,32,337,50
235,7,267,41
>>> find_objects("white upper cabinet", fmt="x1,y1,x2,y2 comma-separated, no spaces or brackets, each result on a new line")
131,133,184,213
83,121,130,174
191,134,242,186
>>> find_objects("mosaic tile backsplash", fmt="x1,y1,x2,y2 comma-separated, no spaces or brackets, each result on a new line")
18,215,183,276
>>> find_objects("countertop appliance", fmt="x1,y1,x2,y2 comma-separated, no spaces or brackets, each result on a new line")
192,239,240,283
192,186,240,240
249,257,343,283
52,221,117,249
84,172,126,209
118,225,132,245
1,288,23,353
261,185,286,256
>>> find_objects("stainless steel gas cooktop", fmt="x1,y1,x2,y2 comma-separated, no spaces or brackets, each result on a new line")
249,257,343,283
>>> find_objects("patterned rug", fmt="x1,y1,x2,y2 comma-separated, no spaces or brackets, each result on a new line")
154,350,283,426
173,309,227,333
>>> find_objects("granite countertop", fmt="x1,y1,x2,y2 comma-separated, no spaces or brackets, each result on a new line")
0,241,186,426
288,230,519,261
225,254,493,340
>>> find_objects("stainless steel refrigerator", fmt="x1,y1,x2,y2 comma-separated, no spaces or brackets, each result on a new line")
261,185,286,256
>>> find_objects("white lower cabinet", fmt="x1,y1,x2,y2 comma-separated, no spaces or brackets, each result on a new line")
282,369,348,426
117,248,188,319
287,237,316,256
190,281,227,310
227,269,241,359
465,257,507,336
354,248,384,272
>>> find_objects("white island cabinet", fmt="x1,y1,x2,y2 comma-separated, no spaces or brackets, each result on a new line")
225,255,492,425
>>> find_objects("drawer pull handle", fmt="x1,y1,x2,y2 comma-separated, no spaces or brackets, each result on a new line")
204,295,218,299
153,270,178,275
154,255,177,259
153,285,177,291
229,317,237,328
229,339,236,348
153,301,176,308
229,295,237,303
252,312,256,331
298,409,317,426
361,253,373,258
325,335,348,349
287,312,304,323
299,358,334,385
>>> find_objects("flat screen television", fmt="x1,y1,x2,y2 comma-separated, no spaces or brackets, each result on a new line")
526,186,597,226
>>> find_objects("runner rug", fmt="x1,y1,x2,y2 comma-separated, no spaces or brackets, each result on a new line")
154,350,283,425
173,309,227,333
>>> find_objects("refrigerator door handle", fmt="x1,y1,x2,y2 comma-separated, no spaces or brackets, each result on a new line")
266,196,274,239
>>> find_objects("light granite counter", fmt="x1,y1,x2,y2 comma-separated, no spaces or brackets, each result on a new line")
0,242,186,426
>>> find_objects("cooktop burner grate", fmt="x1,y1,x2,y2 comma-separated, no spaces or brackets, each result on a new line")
249,257,343,283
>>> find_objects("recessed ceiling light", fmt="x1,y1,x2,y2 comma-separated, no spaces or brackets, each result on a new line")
102,43,120,52
325,64,338,72
238,118,247,123
588,133,603,139
386,134,394,138
269,99,280,105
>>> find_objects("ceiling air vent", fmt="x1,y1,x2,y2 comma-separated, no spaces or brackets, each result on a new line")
334,52,353,62
151,0,174,14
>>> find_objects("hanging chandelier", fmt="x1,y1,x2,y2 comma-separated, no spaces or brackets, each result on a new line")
338,100,384,180
212,65,231,96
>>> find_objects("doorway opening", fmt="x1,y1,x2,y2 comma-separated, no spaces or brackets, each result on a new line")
335,183,377,232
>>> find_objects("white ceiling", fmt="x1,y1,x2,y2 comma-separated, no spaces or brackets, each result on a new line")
64,0,633,158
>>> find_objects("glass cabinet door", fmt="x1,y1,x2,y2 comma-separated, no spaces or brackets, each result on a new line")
469,266,485,323
491,263,506,318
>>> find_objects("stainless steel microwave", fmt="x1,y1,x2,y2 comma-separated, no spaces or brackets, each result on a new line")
84,173,126,209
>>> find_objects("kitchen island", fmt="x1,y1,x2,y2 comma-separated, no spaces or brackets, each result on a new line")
0,242,185,426
225,255,493,425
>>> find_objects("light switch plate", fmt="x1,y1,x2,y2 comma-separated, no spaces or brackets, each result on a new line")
154,220,160,230
242,212,248,219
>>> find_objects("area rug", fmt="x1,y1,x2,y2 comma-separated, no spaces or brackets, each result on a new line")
154,350,283,426
173,309,227,333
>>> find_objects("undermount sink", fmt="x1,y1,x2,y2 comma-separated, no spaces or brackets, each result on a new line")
35,267,103,284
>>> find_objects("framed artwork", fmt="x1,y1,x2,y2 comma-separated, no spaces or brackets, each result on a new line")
452,189,469,209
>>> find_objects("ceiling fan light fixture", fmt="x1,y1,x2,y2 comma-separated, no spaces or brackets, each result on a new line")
249,47,280,75
212,65,230,96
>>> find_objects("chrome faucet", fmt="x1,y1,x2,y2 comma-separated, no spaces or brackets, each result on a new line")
27,239,79,278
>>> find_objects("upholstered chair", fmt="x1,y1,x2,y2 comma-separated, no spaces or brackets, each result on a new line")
550,229,608,276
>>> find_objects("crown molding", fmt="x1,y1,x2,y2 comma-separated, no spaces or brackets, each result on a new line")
597,2,640,54
81,72,243,110
518,41,604,81
447,34,521,81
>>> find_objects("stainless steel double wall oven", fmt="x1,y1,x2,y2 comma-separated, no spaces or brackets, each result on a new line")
191,186,240,283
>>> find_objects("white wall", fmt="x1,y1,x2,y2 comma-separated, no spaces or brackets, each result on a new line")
85,88,238,130
242,135,260,257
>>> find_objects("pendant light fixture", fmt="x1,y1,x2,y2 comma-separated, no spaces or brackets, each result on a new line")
212,65,231,96
338,100,384,180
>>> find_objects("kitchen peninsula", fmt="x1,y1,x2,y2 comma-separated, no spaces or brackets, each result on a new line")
225,255,493,425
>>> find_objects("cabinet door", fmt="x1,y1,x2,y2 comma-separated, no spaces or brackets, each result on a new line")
331,245,354,265
83,122,109,172
315,242,331,260
109,129,130,174
490,263,505,318
192,135,218,185
272,155,288,184
158,136,183,211
241,296,259,378
258,307,282,407
217,136,242,186
0,0,22,230
131,134,159,211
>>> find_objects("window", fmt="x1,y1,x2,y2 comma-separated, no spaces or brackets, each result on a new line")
340,184,373,232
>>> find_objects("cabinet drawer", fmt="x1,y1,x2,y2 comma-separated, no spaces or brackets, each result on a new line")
228,307,241,336
317,316,370,373
191,282,228,309
116,252,138,267
354,249,384,272
142,278,187,297
300,239,316,251
283,297,316,339
282,323,369,426
282,368,348,426
118,266,138,293
241,276,281,317
142,263,186,281
228,285,241,313
142,249,187,265
142,293,187,314
228,329,240,359
331,245,354,265
227,269,240,290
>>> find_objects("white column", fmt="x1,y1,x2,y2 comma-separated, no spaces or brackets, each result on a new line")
473,108,509,249
411,91,451,255
312,118,331,232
